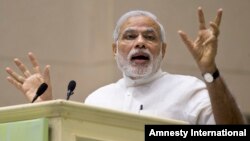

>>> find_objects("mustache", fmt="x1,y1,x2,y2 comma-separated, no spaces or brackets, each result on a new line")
127,49,152,60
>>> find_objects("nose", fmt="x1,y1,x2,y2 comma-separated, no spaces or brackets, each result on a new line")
135,35,146,49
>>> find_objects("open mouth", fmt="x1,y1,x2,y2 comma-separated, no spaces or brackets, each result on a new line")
130,52,150,64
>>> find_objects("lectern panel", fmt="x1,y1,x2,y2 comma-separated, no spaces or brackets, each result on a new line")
0,118,48,141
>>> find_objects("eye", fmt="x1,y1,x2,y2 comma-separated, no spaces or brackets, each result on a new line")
123,33,137,40
144,34,156,41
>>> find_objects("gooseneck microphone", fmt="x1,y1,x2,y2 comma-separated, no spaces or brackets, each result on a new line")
66,80,76,100
31,83,48,103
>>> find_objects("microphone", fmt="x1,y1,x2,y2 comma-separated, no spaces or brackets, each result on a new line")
66,80,76,100
31,83,48,103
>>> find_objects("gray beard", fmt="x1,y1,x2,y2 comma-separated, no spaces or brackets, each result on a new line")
115,48,163,80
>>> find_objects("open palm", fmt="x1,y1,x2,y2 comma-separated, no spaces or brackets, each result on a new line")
6,52,52,102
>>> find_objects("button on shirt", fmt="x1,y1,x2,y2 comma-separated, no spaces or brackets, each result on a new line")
85,69,215,124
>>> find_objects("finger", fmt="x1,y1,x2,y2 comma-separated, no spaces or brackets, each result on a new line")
203,35,217,46
14,58,31,77
28,52,41,73
194,34,204,46
5,67,25,83
6,76,23,91
214,8,223,27
43,65,51,84
210,22,220,37
178,30,194,51
198,7,206,30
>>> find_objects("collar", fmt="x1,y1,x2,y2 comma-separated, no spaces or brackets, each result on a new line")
123,69,165,87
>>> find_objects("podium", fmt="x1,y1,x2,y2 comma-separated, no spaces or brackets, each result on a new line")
0,99,186,141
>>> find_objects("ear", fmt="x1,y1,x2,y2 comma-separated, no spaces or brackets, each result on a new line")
161,42,167,59
112,43,117,56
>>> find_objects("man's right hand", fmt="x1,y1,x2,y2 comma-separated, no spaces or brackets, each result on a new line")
5,52,53,102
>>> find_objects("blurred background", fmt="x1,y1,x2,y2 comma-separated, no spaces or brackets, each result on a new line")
1,0,249,121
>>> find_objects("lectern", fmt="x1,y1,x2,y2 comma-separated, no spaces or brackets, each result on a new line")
0,99,186,141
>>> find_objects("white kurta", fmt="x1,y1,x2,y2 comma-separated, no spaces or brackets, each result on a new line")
85,69,215,124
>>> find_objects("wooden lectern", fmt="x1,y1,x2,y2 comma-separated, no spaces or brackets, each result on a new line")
0,99,186,141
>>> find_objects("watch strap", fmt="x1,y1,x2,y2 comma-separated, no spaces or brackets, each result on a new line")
212,69,220,80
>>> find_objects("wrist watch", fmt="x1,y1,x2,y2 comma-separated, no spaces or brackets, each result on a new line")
203,69,220,83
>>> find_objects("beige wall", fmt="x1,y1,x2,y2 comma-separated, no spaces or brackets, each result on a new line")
1,0,249,116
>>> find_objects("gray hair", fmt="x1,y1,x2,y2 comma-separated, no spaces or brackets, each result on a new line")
113,10,166,43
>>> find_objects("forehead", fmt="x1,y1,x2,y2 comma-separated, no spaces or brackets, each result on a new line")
119,16,160,34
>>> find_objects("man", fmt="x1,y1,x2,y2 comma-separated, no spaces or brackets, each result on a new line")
5,7,246,124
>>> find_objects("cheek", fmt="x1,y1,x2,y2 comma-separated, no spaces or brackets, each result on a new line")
148,45,162,56
118,43,132,56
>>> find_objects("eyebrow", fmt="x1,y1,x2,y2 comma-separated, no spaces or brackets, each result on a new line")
122,27,157,34
144,28,157,34
122,28,136,34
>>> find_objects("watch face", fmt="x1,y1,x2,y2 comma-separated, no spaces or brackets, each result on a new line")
204,73,213,83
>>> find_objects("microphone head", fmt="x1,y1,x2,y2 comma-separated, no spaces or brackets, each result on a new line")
68,80,76,92
36,83,48,96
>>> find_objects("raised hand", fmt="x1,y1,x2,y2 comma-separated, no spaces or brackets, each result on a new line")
5,52,53,102
178,7,223,73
